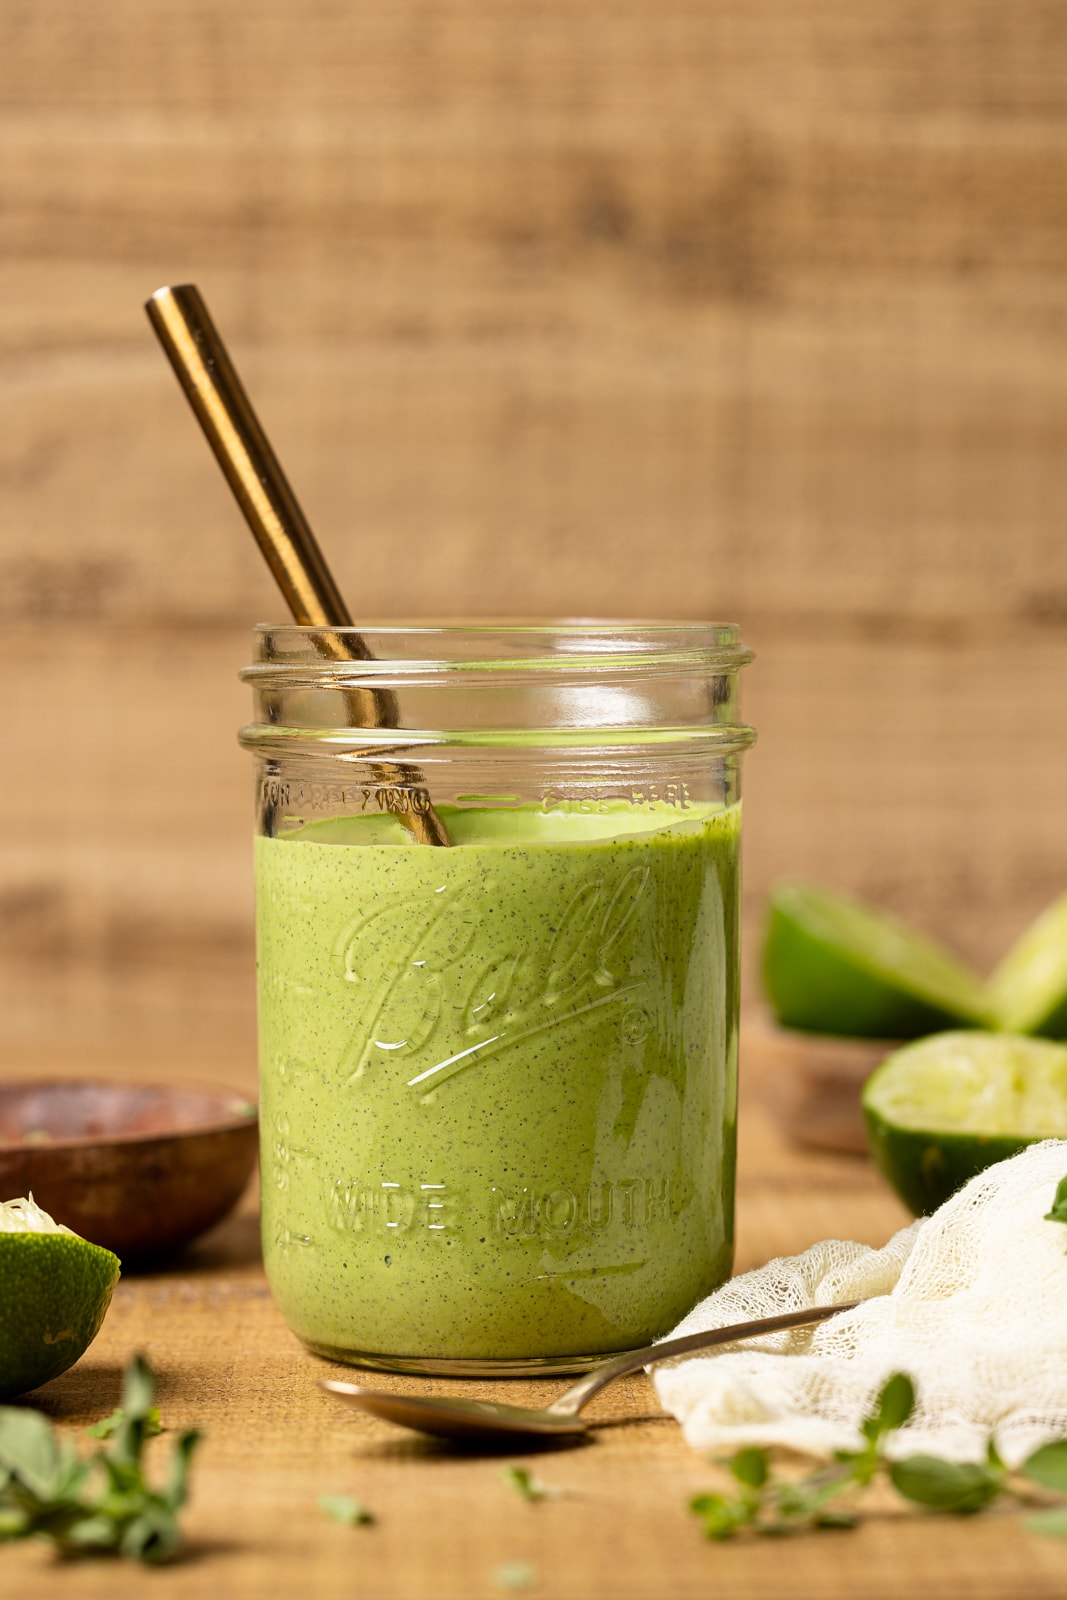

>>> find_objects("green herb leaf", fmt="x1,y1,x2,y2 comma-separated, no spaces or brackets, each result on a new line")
0,1408,61,1499
162,1429,202,1512
690,1491,753,1540
890,1455,1001,1514
730,1448,769,1490
319,1493,375,1527
502,1465,562,1503
122,1354,157,1422
1021,1440,1067,1493
87,1406,163,1442
1044,1175,1067,1229
861,1373,915,1445
119,1508,182,1566
1024,1508,1067,1539
64,1512,122,1551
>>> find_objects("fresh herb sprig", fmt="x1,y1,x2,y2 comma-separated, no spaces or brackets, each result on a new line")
0,1354,200,1564
691,1372,1067,1541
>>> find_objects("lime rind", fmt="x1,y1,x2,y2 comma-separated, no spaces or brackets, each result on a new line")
763,882,989,1039
989,893,1067,1038
0,1198,120,1400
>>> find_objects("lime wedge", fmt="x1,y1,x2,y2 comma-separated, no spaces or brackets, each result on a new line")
762,882,990,1039
988,892,1067,1037
862,1031,1067,1214
0,1196,120,1400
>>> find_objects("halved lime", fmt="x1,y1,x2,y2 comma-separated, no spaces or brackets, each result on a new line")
988,892,1067,1038
762,882,990,1039
862,1031,1067,1214
0,1196,120,1400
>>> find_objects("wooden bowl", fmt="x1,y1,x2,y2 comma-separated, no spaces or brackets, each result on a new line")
0,1081,258,1263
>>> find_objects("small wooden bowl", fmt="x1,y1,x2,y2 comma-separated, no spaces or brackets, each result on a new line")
0,1081,258,1263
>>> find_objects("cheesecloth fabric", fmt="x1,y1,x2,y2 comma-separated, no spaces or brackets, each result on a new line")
653,1140,1067,1466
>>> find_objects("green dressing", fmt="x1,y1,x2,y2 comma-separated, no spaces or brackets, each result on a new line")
256,801,740,1363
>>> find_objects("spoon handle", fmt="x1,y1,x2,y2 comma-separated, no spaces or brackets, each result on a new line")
548,1299,860,1417
146,284,352,628
146,283,450,848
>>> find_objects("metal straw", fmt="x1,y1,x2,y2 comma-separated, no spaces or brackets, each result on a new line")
145,283,450,847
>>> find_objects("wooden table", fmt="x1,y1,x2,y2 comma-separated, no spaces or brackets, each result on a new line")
7,1022,1065,1600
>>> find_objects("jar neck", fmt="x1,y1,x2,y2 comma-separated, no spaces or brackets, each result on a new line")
239,621,754,752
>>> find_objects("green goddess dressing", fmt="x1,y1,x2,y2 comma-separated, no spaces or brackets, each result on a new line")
256,801,740,1365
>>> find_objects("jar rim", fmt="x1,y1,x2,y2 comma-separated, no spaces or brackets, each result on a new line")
243,619,753,680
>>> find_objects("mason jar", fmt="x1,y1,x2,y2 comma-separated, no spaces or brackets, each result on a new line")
240,622,754,1375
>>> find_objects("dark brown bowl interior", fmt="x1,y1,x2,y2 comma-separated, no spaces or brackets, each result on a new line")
0,1080,259,1264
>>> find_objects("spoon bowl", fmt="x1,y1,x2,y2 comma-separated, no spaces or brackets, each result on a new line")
322,1300,858,1447
323,1386,588,1444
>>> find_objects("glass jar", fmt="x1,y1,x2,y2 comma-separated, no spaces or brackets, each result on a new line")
240,622,754,1375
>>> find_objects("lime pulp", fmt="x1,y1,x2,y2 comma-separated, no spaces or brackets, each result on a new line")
862,1032,1067,1214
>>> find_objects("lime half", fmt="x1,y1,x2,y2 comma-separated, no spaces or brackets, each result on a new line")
989,892,1067,1038
0,1196,120,1400
862,1031,1067,1214
763,882,990,1039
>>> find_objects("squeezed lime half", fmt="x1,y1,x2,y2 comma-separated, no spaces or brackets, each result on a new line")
763,882,990,1039
0,1196,120,1400
862,1031,1067,1214
989,892,1067,1038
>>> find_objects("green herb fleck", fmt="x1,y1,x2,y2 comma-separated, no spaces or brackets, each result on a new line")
319,1493,375,1527
0,1353,200,1565
502,1465,563,1503
493,1561,537,1591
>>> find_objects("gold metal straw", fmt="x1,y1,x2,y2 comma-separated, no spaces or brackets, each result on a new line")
144,283,450,847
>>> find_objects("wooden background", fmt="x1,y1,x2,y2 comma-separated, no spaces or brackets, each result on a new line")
3,1,1067,1071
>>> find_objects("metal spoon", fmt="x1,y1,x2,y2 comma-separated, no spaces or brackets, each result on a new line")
321,1300,858,1445
144,282,450,847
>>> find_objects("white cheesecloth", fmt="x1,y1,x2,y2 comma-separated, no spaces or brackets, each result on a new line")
653,1140,1067,1466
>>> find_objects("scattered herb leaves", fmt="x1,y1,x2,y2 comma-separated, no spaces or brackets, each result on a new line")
690,1371,1067,1543
319,1493,375,1527
0,1353,200,1564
